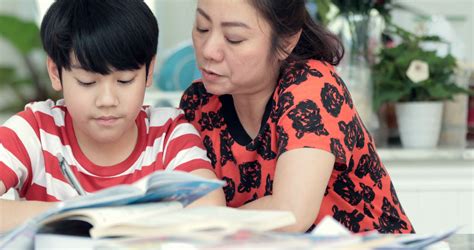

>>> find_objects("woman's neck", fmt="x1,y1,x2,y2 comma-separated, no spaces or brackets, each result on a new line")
232,87,274,139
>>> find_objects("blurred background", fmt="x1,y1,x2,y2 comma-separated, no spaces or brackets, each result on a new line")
0,0,473,234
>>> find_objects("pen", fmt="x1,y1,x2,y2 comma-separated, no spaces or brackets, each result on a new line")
57,154,87,196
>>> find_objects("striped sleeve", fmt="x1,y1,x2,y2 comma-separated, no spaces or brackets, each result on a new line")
0,109,39,192
155,108,212,172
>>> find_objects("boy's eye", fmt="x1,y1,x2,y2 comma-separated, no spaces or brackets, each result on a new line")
77,80,96,86
118,78,134,84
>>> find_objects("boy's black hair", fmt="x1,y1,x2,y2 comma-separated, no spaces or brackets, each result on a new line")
40,0,159,78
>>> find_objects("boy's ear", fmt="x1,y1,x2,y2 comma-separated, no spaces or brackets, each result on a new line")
145,56,156,88
277,29,303,61
47,57,63,91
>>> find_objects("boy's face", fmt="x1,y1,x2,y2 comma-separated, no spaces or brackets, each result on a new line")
47,56,154,146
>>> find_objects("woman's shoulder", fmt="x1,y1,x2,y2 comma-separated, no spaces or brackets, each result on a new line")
183,80,208,95
277,59,346,94
273,59,355,121
180,80,218,122
181,80,212,107
284,59,335,76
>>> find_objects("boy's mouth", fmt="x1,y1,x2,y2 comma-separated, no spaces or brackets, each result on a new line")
95,116,120,126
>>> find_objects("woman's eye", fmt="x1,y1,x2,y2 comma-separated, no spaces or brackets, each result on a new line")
196,27,209,33
226,37,244,45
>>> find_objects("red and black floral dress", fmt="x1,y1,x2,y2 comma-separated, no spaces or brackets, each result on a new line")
180,59,415,233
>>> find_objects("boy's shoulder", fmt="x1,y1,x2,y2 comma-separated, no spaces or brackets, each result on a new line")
24,99,66,120
25,99,64,111
142,106,186,127
17,99,66,123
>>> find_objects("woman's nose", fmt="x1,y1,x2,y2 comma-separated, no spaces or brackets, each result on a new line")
201,34,224,63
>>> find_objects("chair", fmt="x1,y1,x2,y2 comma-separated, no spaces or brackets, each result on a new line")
155,41,201,92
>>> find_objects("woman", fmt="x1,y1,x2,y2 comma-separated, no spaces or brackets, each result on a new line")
180,0,414,233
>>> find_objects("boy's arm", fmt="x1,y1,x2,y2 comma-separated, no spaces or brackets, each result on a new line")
187,169,226,207
160,111,226,207
0,181,56,233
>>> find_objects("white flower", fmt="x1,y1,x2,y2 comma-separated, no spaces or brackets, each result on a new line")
406,60,430,83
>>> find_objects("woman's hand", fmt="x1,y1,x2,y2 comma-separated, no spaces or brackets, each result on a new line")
239,148,335,232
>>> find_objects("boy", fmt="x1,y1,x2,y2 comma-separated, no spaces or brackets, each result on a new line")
0,0,224,232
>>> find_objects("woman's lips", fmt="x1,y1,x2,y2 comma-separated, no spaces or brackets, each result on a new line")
201,68,222,82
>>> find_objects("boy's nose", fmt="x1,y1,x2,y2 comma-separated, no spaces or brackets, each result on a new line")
96,83,119,108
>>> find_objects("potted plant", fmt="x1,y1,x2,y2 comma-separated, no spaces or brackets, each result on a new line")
373,25,472,148
0,15,58,114
307,0,397,133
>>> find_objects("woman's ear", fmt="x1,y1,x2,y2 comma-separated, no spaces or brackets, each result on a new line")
145,56,156,88
47,57,62,91
277,29,303,61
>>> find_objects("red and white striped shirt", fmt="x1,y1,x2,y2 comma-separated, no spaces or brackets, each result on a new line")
0,99,212,201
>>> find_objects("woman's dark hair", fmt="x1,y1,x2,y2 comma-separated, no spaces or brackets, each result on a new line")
40,0,159,78
248,0,344,65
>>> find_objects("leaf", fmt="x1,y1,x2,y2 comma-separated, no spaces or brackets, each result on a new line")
0,15,42,55
0,66,16,85
372,22,471,109
313,0,332,25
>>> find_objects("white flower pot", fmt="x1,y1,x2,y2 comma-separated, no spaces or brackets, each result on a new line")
395,102,444,148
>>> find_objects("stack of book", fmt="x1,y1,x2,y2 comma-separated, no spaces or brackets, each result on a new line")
0,170,457,249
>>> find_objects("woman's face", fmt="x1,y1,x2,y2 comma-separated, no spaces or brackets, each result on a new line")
192,0,280,96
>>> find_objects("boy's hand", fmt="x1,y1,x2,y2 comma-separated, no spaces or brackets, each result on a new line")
0,181,6,196
0,181,57,233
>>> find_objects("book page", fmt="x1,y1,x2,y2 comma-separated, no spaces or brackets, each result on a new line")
136,171,225,205
90,206,295,238
56,185,144,212
56,171,224,212
1,171,225,247
181,206,296,231
43,201,183,229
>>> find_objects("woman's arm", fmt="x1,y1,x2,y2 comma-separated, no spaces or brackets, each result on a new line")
0,181,56,233
239,148,335,232
187,169,227,207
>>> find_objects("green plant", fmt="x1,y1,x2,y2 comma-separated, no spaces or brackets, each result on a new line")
309,0,398,26
372,25,472,110
0,15,58,112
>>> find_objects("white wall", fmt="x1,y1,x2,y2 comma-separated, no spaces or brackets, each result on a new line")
0,0,198,69
392,0,474,64
152,0,474,64
155,0,197,61
5,0,472,66
31,0,195,66
0,0,197,109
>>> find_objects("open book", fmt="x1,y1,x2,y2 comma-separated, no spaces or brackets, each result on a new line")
0,170,225,247
38,202,296,239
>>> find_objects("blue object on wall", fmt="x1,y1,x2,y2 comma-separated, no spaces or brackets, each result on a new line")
155,42,201,91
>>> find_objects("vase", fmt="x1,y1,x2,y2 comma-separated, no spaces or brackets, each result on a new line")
395,101,444,148
328,13,383,134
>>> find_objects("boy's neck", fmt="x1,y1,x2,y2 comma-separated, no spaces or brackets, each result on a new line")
75,124,139,167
